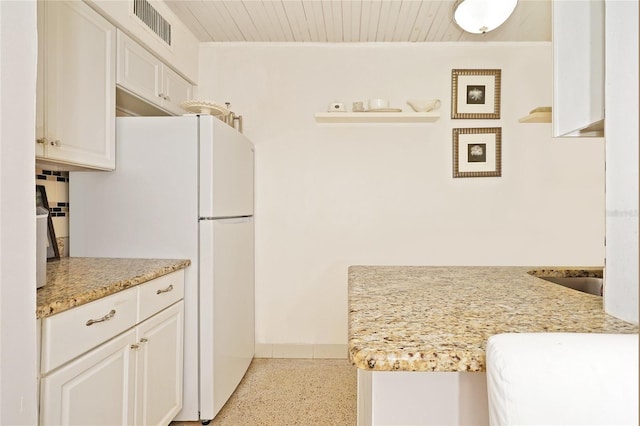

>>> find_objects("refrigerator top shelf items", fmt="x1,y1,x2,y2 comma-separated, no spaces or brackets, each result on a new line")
180,100,230,117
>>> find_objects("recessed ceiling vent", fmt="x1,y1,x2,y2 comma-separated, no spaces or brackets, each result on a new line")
133,0,172,46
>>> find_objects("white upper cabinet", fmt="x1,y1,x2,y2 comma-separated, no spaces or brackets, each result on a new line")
552,0,605,137
116,30,162,108
163,65,194,114
117,31,193,116
36,0,116,170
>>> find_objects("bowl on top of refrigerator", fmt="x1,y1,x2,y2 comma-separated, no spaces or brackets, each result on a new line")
180,100,230,118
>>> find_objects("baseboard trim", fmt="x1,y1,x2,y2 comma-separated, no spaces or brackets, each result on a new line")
255,343,347,359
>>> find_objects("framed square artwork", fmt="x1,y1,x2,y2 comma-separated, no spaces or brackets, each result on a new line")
451,69,501,119
453,127,502,178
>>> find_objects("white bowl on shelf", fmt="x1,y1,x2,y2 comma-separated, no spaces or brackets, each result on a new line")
368,98,390,110
407,99,441,112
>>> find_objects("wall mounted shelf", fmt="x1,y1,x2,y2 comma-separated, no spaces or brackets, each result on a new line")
314,112,440,123
519,107,552,123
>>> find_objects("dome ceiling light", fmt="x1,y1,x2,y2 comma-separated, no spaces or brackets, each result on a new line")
453,0,519,34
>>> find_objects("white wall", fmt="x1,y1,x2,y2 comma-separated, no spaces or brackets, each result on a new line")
198,42,605,347
604,0,639,324
0,1,38,424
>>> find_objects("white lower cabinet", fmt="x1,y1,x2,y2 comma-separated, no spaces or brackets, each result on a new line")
134,302,184,426
357,370,489,426
39,271,185,426
40,329,137,426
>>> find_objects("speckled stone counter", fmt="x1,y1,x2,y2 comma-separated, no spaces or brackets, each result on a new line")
37,257,191,319
348,266,638,372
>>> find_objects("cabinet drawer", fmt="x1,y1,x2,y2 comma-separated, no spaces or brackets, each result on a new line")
138,270,184,322
41,287,137,374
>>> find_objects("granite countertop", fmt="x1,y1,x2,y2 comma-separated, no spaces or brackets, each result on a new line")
37,257,191,319
348,266,638,372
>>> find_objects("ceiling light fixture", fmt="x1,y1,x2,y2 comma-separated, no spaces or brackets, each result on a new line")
453,0,519,34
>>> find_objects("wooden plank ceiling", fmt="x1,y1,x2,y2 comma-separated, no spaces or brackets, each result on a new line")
164,0,551,43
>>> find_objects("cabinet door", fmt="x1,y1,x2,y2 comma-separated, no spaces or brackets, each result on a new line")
43,0,116,169
552,0,605,137
40,329,136,426
162,66,193,115
116,30,163,109
135,301,184,426
36,0,45,158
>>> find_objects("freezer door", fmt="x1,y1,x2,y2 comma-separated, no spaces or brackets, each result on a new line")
199,116,254,218
199,217,255,421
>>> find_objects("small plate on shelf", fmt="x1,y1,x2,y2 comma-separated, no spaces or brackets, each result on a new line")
365,108,403,113
180,100,230,117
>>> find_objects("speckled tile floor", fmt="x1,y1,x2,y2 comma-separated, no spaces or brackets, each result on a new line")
171,358,357,426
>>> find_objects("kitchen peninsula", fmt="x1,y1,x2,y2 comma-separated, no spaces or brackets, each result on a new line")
348,266,638,425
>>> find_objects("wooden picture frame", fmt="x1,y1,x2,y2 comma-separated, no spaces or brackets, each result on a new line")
36,185,60,260
451,69,501,119
453,128,502,178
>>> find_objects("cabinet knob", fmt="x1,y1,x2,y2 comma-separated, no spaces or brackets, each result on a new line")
50,140,61,147
131,344,140,350
36,138,47,145
158,92,165,98
164,95,171,101
140,338,148,343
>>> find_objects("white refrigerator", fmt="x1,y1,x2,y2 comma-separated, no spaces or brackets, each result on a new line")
69,115,255,422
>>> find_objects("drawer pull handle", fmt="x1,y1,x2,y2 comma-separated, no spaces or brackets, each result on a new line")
156,284,174,295
85,309,116,326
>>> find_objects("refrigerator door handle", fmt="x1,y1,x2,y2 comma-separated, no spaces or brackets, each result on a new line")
199,216,252,223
